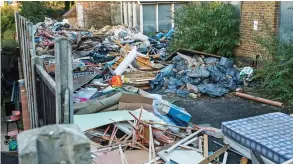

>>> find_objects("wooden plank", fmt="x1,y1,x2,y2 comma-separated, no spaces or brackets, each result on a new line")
179,48,221,59
204,134,208,158
165,129,204,153
199,145,230,164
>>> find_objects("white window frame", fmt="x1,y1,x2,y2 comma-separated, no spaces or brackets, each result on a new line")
122,2,185,33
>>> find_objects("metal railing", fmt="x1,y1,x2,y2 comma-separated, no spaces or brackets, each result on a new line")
15,12,74,128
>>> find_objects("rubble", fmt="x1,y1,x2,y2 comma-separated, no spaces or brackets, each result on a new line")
31,17,262,164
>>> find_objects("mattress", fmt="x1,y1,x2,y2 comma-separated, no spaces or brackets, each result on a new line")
222,112,293,164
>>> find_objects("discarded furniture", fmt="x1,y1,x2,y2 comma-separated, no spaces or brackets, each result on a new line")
2,110,21,145
222,112,293,164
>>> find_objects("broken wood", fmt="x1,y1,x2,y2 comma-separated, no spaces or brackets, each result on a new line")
199,144,230,164
148,125,157,164
142,121,199,131
165,129,204,153
119,144,128,164
204,134,208,158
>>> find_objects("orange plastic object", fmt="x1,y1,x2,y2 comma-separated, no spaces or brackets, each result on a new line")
110,75,123,87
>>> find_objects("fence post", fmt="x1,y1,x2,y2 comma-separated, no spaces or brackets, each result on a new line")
28,21,39,127
55,38,74,124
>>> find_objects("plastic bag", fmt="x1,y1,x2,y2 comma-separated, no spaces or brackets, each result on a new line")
177,89,189,97
163,29,174,38
172,56,188,72
160,64,175,77
204,57,219,65
207,65,224,83
155,32,164,39
219,57,234,69
226,68,242,84
166,77,184,93
181,74,202,85
188,66,210,78
218,77,237,90
150,73,164,90
198,84,229,97
240,67,254,80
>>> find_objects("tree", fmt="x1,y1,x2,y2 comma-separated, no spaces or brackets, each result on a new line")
19,1,65,23
1,3,16,39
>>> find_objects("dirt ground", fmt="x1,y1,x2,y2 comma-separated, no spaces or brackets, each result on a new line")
151,88,290,163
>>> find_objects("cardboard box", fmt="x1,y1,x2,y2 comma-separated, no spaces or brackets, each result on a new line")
160,100,191,123
118,94,153,111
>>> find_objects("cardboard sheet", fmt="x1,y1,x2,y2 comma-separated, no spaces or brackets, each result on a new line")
118,94,153,111
74,109,164,131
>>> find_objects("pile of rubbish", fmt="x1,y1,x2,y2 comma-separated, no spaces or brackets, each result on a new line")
31,18,256,163
150,52,252,97
74,85,225,164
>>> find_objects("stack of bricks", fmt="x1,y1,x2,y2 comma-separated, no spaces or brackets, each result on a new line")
236,1,279,60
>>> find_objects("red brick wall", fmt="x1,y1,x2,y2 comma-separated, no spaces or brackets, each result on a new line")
236,1,279,60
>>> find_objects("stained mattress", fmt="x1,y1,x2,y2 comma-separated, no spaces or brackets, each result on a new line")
222,112,293,163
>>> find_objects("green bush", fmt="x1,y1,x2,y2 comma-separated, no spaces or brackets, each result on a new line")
3,29,16,40
169,2,240,57
253,25,293,105
1,3,16,39
19,1,65,24
1,39,18,52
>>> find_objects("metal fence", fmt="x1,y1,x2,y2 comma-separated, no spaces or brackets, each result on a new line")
15,12,74,128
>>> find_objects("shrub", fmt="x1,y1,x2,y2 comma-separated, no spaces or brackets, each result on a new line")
19,1,65,24
1,39,18,52
1,3,16,39
253,22,293,105
169,2,240,57
3,29,16,40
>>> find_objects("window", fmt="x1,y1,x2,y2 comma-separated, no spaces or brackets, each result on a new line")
143,5,156,34
158,4,172,31
174,3,184,11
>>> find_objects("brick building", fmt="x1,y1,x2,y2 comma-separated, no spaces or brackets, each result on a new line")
236,1,293,59
63,1,121,29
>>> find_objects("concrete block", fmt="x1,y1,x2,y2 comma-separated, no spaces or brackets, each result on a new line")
18,124,91,164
